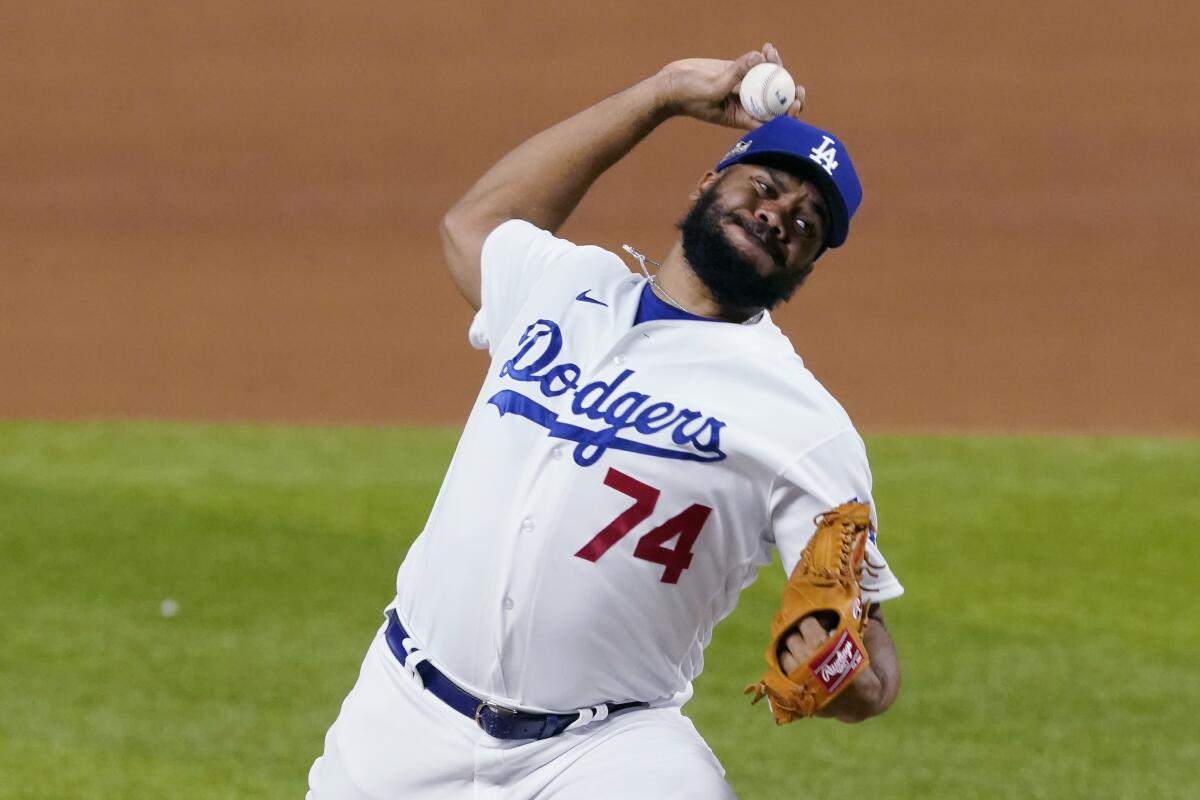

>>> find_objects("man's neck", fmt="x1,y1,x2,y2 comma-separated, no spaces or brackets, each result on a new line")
656,241,760,323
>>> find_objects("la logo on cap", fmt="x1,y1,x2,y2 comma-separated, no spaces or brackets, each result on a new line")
808,135,839,175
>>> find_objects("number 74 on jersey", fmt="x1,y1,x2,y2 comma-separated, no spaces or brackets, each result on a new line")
574,468,712,584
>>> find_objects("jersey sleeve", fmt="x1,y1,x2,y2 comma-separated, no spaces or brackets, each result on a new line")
468,219,578,353
768,428,905,604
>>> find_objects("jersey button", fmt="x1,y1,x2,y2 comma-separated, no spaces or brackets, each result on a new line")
551,447,564,460
502,597,515,610
612,354,626,366
520,517,536,533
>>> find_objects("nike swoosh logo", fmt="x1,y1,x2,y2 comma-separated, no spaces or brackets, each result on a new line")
575,290,609,307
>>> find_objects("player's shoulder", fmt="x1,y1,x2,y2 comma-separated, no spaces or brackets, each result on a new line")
746,321,860,445
787,356,854,427
756,319,854,412
485,219,629,282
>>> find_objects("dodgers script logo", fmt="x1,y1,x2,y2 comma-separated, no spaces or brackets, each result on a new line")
487,320,728,467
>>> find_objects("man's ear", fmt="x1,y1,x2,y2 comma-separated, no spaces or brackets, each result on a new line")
690,170,721,201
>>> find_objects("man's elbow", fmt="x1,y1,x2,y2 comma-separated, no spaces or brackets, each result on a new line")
831,697,897,725
831,699,890,724
440,206,484,310
439,204,472,264
825,665,901,724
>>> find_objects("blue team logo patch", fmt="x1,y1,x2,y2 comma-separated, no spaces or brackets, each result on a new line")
488,320,727,467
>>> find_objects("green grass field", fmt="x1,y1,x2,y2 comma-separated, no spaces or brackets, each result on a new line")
1,421,1197,799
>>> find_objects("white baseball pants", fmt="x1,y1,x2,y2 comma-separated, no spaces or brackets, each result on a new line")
307,623,734,799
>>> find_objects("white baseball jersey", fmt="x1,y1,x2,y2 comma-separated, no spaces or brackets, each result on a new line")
393,219,903,714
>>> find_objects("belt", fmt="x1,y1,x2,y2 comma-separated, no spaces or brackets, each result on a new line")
384,610,646,741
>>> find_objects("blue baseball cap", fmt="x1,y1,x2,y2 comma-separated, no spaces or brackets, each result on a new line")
715,116,862,250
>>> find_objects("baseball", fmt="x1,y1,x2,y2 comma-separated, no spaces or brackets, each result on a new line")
739,62,797,122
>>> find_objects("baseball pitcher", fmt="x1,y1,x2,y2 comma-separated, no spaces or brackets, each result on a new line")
308,43,904,799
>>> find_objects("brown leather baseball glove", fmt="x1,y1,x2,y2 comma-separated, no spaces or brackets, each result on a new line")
745,501,873,724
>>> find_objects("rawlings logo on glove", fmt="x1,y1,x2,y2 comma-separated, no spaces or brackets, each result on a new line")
811,631,864,692
745,502,873,724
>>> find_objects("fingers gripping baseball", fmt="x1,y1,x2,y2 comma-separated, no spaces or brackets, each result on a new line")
760,42,807,115
660,43,806,129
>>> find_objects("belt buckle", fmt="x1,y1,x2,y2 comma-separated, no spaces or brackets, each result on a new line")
474,701,519,737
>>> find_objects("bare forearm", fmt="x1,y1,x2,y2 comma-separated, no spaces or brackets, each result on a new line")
862,613,902,712
820,609,901,723
441,75,673,307
449,75,671,236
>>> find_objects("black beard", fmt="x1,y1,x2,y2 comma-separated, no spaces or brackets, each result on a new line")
677,183,811,314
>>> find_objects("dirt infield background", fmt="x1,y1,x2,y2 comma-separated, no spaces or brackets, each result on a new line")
3,2,1197,434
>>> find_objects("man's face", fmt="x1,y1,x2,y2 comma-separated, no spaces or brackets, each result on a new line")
678,163,831,313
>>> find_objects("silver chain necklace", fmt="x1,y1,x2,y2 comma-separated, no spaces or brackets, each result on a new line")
621,244,765,326
621,244,694,313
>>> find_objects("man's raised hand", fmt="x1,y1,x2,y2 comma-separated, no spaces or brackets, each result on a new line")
658,43,805,130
